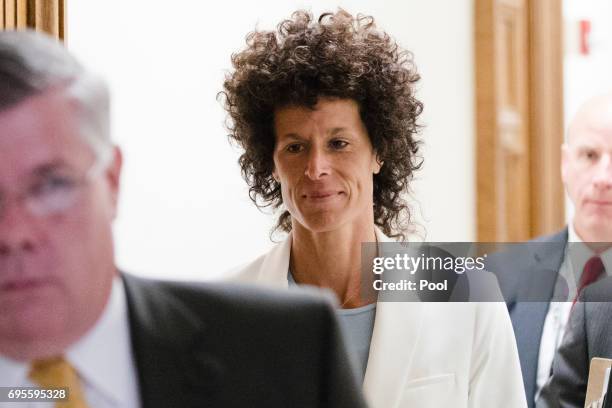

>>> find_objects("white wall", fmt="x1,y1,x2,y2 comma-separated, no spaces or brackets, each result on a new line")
564,0,612,126
563,0,612,221
67,0,475,280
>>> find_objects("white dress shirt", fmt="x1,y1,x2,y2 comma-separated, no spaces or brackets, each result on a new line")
534,224,612,401
0,278,141,408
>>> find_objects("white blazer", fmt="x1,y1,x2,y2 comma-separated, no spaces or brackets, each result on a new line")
227,230,527,408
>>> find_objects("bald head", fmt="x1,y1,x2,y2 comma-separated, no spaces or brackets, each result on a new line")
567,93,612,145
562,93,612,243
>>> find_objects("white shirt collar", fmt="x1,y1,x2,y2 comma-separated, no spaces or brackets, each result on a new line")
66,277,139,406
0,350,28,387
0,277,140,407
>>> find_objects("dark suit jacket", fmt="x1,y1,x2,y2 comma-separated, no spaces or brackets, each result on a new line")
536,277,612,408
122,273,367,408
488,229,568,408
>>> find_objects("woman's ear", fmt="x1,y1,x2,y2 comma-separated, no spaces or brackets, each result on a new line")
272,169,280,182
373,154,384,175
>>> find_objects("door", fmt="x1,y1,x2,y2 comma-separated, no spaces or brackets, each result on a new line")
475,0,564,241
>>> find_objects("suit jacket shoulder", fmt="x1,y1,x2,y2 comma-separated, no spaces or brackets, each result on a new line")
122,273,366,408
487,228,567,304
536,278,612,408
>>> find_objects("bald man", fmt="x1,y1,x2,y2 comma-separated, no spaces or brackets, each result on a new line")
492,94,612,408
563,94,612,245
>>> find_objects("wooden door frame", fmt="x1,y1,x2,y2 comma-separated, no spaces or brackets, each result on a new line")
2,0,65,40
475,0,564,241
527,0,564,238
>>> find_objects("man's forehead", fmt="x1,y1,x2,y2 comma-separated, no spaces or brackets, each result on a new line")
568,125,612,148
0,91,92,181
568,96,612,144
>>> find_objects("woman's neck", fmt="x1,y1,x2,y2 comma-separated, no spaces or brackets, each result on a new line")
290,221,378,308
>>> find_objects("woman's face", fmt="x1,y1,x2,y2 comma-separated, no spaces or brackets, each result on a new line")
273,98,381,233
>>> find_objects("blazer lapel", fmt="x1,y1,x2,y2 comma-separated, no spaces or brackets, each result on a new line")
257,234,292,288
362,229,424,408
122,274,225,408
363,302,425,408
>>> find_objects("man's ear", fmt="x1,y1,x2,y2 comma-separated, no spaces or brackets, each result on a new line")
560,143,569,185
105,146,123,219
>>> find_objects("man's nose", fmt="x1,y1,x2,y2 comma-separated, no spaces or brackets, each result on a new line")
0,199,38,256
593,154,612,191
304,147,331,180
593,153,612,190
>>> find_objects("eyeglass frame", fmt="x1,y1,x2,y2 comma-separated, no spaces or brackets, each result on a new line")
0,148,114,221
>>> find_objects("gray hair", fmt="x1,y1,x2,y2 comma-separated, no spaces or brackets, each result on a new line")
0,30,111,157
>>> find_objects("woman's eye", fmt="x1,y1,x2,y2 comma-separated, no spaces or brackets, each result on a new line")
330,139,348,149
286,143,304,153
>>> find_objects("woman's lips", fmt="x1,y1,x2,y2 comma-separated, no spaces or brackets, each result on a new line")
303,191,343,200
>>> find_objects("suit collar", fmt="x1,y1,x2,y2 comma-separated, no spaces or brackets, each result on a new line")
532,228,568,273
520,228,567,302
122,273,204,348
122,274,223,407
511,228,568,407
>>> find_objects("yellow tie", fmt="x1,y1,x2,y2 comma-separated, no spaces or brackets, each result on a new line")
28,357,90,408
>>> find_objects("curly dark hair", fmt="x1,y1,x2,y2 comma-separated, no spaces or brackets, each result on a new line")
220,9,423,240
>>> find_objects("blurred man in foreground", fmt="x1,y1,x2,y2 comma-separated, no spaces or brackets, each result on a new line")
0,30,366,408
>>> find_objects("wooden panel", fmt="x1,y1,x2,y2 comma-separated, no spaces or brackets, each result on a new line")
40,0,59,36
15,0,26,27
29,0,59,36
475,0,564,242
58,0,63,39
475,0,498,241
528,0,564,236
1,0,65,40
476,0,530,242
498,3,530,241
2,0,27,29
5,0,15,29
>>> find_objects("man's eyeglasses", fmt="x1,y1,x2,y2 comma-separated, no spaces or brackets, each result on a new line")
0,151,112,220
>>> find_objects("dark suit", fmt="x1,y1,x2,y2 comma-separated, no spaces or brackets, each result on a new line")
488,229,568,408
122,273,367,408
536,278,612,408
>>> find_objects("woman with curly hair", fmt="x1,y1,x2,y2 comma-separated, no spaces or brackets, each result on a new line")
222,9,527,408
